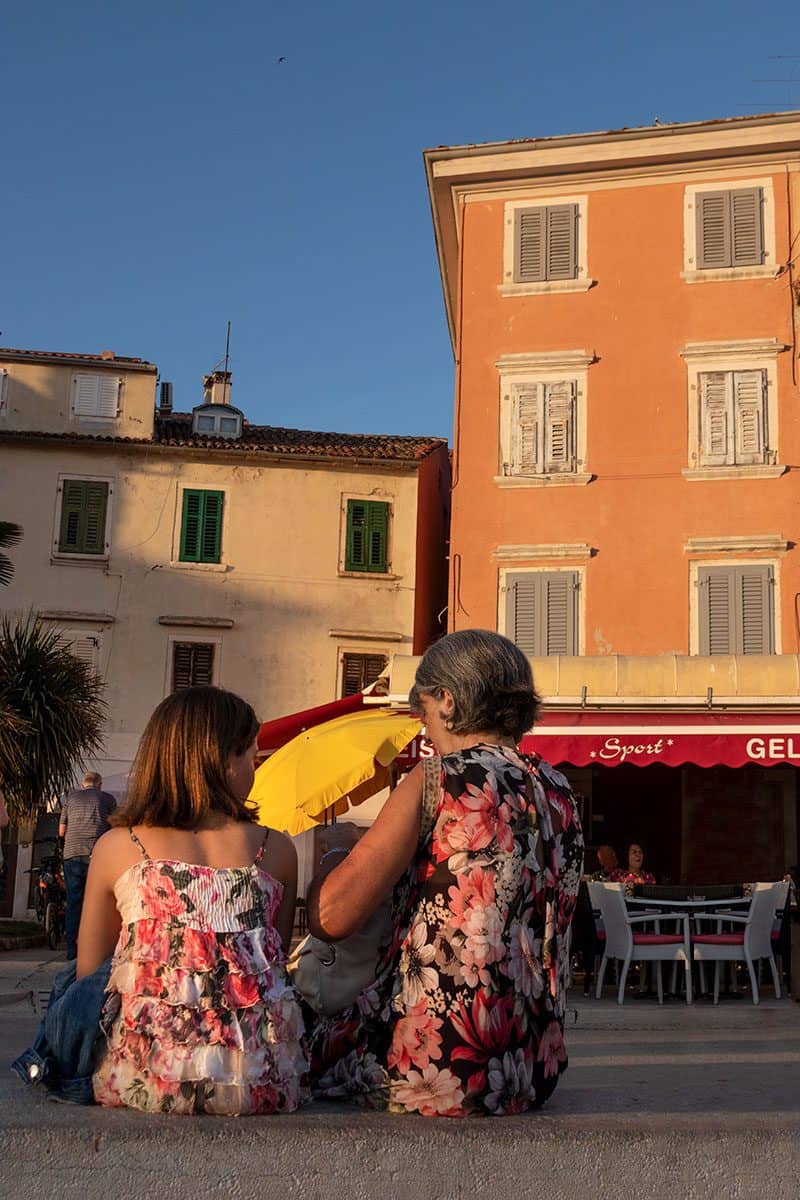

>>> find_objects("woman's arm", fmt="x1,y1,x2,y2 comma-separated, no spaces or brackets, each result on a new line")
0,791,8,830
264,830,298,951
76,831,123,979
307,763,425,942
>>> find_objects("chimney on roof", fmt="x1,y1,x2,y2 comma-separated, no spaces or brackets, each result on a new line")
100,350,115,360
159,381,173,414
203,370,232,406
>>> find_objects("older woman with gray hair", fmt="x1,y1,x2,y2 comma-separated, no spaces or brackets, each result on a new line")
306,629,584,1116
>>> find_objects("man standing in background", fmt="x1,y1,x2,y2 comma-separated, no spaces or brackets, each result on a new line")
59,772,116,960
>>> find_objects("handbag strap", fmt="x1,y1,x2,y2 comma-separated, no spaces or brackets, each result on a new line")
420,755,442,846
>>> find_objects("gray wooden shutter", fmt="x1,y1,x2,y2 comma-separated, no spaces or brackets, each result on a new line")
730,188,764,267
696,192,731,270
699,373,733,466
699,566,773,655
543,573,577,654
546,205,578,280
733,370,766,463
506,572,577,655
544,382,576,472
515,209,546,282
697,188,763,269
506,574,538,654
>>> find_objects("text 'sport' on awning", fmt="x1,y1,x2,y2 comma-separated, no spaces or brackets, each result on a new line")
394,713,800,770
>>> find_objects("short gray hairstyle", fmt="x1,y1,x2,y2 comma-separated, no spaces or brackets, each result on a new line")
409,630,540,742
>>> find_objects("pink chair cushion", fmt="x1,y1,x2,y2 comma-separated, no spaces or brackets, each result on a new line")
596,931,606,940
692,933,744,945
632,933,684,945
771,930,780,941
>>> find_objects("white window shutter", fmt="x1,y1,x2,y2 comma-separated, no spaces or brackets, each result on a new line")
699,373,733,465
96,376,121,417
73,374,119,417
544,381,576,472
510,385,541,475
62,629,100,674
733,371,766,464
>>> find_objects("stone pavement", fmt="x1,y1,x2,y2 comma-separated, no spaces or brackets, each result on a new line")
1,948,799,1200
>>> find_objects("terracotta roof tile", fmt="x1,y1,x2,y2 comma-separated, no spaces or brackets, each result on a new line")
0,347,154,367
154,412,445,461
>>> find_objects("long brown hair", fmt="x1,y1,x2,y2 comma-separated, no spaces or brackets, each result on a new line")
114,686,260,829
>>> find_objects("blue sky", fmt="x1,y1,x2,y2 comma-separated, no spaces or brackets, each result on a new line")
5,1,800,439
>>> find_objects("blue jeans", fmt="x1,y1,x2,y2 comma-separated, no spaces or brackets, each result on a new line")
11,958,111,1104
63,856,90,959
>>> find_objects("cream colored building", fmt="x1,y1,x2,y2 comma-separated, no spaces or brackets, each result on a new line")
0,347,450,915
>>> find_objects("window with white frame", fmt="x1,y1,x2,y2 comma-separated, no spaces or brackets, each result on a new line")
501,197,592,295
681,339,786,479
72,373,121,419
698,370,768,466
696,565,774,655
683,179,776,281
53,476,113,558
57,628,102,674
191,404,243,439
496,351,593,485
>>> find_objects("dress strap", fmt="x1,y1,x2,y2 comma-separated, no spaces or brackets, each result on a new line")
254,828,270,865
129,827,150,859
419,755,442,846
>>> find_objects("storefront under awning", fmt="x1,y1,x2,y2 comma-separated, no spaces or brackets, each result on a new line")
518,712,800,768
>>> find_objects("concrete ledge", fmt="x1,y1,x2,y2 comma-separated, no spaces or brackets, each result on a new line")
3,997,800,1200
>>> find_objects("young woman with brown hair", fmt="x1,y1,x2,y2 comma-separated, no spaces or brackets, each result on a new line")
78,685,308,1115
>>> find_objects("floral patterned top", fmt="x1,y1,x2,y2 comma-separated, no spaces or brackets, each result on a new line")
610,869,656,886
307,744,584,1116
93,829,309,1115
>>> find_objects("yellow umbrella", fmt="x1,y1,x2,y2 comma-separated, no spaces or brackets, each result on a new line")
249,708,423,835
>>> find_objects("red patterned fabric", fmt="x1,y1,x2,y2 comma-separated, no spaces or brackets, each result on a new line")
632,933,684,945
691,933,744,945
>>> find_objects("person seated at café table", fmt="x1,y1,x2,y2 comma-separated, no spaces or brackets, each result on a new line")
589,844,619,881
611,842,655,886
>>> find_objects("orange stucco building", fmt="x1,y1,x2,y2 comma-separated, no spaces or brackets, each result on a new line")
425,112,800,883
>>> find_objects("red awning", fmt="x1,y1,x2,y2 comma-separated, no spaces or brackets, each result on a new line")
395,712,800,770
257,693,364,753
519,711,800,768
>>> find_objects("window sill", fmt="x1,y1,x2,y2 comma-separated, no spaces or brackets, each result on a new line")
337,570,400,581
50,553,109,567
498,278,595,297
170,561,228,572
682,465,787,481
493,472,594,488
681,266,778,284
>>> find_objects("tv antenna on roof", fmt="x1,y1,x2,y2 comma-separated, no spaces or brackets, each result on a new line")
738,55,800,107
212,320,232,374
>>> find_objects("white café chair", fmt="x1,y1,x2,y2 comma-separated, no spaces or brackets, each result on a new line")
587,882,692,1005
690,881,789,1005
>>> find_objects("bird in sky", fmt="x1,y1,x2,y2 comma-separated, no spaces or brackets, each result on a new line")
277,56,286,63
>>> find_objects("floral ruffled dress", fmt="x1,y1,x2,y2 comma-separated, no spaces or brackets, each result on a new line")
307,745,584,1116
93,831,309,1115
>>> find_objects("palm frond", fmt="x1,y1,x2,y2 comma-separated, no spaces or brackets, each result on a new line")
0,521,23,587
0,612,107,825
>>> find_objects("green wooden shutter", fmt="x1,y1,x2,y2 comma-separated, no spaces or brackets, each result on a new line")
345,500,388,572
58,480,108,554
180,490,224,563
367,503,388,571
200,491,223,563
